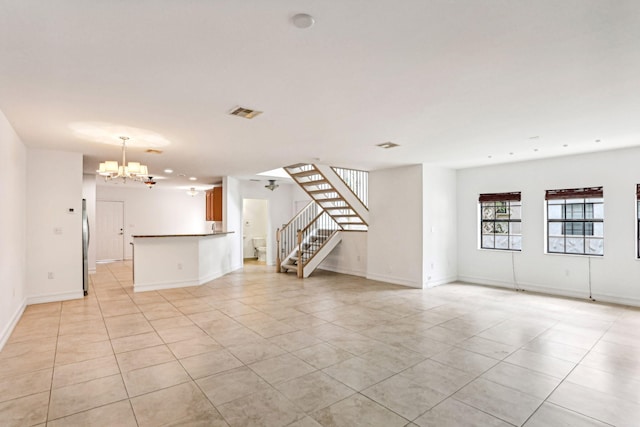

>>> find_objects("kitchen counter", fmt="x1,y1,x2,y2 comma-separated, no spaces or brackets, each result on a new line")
132,232,237,292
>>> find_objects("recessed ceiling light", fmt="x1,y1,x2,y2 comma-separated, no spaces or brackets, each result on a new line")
229,106,262,119
563,144,569,147
292,13,315,29
377,142,399,149
533,148,539,152
189,177,197,181
164,169,173,174
509,152,514,155
595,139,601,143
488,155,492,159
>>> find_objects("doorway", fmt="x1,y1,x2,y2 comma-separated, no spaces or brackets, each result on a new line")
96,200,125,261
242,199,268,264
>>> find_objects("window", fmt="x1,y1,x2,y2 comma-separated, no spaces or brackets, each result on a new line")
546,187,603,256
479,192,522,251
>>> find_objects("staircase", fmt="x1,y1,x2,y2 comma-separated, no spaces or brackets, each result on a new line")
276,164,368,278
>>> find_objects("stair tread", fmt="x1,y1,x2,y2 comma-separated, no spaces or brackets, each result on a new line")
317,198,344,203
308,189,337,194
300,179,327,185
291,170,321,178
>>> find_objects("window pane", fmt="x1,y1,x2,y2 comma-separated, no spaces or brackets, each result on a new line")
567,204,584,220
593,203,604,219
566,237,585,254
585,222,594,236
548,205,563,219
549,237,565,253
548,222,563,236
494,222,508,235
585,204,594,219
495,235,508,249
482,222,494,234
482,235,495,249
510,205,521,220
482,207,495,220
509,222,522,235
586,238,604,255
548,199,564,205
510,236,522,250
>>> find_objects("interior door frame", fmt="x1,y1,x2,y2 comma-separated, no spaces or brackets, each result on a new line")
96,199,125,261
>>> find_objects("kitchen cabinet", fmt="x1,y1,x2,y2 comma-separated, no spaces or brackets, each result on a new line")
206,187,222,221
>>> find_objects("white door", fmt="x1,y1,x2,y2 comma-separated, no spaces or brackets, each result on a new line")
96,200,124,261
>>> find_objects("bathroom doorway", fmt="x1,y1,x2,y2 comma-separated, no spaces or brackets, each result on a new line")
242,198,269,264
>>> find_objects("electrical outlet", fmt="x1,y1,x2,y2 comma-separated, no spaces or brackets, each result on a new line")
48,272,54,279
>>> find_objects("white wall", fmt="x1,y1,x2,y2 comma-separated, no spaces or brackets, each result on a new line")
97,184,207,259
82,174,97,273
423,166,458,287
27,149,84,303
457,146,640,306
239,180,309,265
319,232,368,277
367,165,424,287
0,111,27,350
242,199,268,259
224,176,243,272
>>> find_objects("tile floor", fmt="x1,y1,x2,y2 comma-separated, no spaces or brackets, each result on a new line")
1,261,640,426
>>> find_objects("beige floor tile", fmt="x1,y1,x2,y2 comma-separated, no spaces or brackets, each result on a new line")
431,347,499,376
293,343,354,369
138,302,183,321
453,378,543,426
523,402,610,427
566,363,640,404
54,339,113,366
522,337,590,363
56,330,111,346
455,336,518,360
481,362,562,399
227,340,287,364
116,344,175,372
548,380,640,426
180,349,243,379
0,390,49,427
311,393,407,427
414,398,512,427
287,416,323,427
0,349,55,379
47,400,137,427
104,313,153,339
359,344,427,372
168,334,223,359
122,360,190,397
276,371,355,413
53,355,120,388
130,381,227,427
362,373,447,420
111,331,164,353
322,356,395,391
196,366,272,406
155,324,208,343
58,319,107,337
0,368,52,403
99,300,140,317
0,336,57,360
249,353,316,385
217,388,305,427
268,330,323,352
400,359,476,395
48,374,128,420
505,349,576,379
149,314,195,330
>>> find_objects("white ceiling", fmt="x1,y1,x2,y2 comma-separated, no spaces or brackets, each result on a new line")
1,1,639,188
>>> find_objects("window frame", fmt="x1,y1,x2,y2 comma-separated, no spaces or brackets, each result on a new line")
479,192,522,252
545,187,603,257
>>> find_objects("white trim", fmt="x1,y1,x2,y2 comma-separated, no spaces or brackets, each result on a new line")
317,266,366,278
458,275,640,308
0,298,27,351
366,272,421,288
423,276,457,288
26,290,83,305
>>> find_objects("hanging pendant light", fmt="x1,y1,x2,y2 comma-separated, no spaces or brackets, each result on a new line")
265,179,279,191
96,136,151,185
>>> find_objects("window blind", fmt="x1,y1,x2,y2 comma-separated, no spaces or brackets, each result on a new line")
545,187,603,200
478,192,521,203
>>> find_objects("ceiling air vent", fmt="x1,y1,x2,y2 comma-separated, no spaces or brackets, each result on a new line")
377,141,399,149
229,106,262,119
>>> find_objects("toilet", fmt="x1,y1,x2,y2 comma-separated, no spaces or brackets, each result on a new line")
252,237,267,262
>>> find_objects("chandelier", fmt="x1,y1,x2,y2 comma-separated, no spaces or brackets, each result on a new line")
265,179,279,191
96,136,151,184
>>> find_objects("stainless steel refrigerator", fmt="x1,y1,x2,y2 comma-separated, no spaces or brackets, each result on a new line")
82,198,89,296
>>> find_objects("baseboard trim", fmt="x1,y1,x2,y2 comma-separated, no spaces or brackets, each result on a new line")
423,276,457,289
26,290,84,305
199,265,237,285
458,275,640,308
0,299,27,352
366,272,422,288
318,265,366,278
134,279,200,293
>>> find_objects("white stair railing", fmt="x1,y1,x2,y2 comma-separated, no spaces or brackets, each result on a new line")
276,201,319,272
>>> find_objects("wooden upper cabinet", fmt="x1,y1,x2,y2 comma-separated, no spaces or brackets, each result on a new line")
206,187,223,221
